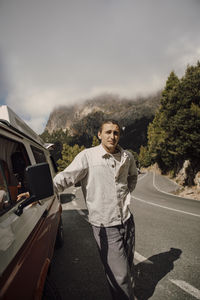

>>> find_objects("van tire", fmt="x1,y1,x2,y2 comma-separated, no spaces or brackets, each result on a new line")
55,217,64,248
42,276,61,300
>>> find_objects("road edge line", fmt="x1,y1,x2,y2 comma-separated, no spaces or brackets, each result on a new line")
152,172,199,202
170,280,200,299
132,195,200,218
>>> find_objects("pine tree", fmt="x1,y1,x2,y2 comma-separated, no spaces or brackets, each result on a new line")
147,71,180,172
57,144,85,171
138,145,151,167
92,136,100,147
169,62,200,175
147,61,200,179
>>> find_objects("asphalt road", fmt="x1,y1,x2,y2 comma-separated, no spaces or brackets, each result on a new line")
49,172,200,300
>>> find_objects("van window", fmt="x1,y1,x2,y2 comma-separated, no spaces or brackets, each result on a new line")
0,162,10,212
0,135,30,214
31,146,47,163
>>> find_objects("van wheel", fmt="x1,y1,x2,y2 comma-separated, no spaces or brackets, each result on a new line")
55,217,64,248
42,276,61,300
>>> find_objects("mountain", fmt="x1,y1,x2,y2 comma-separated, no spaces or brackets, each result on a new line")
45,92,161,152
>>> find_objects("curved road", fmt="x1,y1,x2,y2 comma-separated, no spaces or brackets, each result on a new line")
49,172,200,300
132,172,200,300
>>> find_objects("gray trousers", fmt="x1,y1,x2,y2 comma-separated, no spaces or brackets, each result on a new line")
92,215,135,300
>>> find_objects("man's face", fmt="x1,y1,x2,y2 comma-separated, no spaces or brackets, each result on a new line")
98,123,120,153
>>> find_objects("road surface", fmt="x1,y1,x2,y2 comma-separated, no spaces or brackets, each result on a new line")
49,172,200,300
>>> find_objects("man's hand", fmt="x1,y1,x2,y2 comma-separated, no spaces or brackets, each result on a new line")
17,192,30,201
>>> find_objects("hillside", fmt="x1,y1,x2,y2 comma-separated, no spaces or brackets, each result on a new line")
45,92,161,152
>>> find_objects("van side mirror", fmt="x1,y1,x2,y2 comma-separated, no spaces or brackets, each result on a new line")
15,162,54,216
26,162,54,200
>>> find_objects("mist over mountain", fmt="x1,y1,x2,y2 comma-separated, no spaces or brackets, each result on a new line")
45,92,161,152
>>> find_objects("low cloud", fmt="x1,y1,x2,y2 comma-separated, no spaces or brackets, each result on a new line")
0,0,200,133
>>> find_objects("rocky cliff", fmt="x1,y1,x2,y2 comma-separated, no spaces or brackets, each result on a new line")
45,92,161,151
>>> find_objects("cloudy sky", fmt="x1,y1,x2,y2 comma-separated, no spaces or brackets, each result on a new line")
0,0,200,133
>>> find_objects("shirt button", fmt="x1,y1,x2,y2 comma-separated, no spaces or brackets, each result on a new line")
112,165,115,168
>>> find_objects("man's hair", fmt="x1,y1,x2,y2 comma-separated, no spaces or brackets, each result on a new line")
98,119,121,133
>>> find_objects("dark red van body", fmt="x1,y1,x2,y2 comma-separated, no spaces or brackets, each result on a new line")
0,106,62,300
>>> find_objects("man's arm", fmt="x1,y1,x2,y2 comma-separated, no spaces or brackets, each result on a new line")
127,153,138,193
53,150,88,193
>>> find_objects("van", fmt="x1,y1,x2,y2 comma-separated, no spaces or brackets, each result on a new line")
0,106,63,300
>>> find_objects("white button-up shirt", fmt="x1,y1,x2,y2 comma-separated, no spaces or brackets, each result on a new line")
53,144,138,227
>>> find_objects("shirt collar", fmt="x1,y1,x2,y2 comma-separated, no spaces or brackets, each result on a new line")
98,144,127,158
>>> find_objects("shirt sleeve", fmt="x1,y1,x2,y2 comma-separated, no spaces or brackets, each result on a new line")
127,152,138,193
53,150,88,193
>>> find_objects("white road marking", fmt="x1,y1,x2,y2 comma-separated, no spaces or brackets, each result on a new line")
138,172,148,181
152,171,200,202
132,195,200,218
170,280,200,299
135,251,200,299
72,200,78,206
78,210,86,216
134,251,153,264
152,171,178,192
138,171,199,203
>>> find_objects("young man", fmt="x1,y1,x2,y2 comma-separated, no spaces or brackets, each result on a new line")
53,120,138,300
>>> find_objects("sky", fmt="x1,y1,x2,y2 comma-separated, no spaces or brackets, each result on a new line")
0,0,200,133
